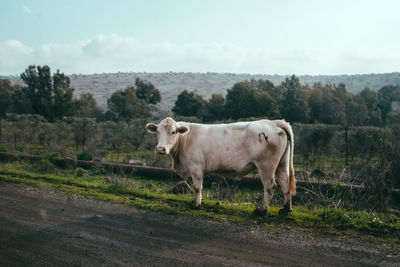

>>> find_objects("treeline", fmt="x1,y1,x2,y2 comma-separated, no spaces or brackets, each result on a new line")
172,75,400,126
2,65,400,127
0,65,161,122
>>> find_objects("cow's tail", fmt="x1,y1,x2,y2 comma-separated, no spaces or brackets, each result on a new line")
275,120,296,195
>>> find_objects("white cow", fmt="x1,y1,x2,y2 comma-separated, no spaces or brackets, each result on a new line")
146,117,296,213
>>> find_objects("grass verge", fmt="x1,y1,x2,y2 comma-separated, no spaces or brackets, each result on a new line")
0,161,399,244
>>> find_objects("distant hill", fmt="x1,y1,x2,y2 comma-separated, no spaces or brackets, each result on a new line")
3,72,400,111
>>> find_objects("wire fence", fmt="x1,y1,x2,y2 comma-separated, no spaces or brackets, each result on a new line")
0,115,399,188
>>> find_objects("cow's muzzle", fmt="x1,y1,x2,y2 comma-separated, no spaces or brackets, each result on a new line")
156,146,167,155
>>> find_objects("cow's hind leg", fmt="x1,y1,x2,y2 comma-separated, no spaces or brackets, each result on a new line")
276,151,293,214
256,162,278,213
190,167,204,207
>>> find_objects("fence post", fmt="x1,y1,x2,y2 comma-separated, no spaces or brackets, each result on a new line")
82,119,86,152
345,126,349,166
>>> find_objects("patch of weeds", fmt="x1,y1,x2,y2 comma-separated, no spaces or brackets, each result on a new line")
74,167,86,177
290,207,400,237
44,152,62,164
90,164,105,175
0,144,8,152
104,184,127,195
32,150,44,156
29,159,57,174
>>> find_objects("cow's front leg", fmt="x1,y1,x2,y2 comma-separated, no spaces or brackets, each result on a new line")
190,168,204,207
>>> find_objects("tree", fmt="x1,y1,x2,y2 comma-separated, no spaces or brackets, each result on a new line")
11,86,32,114
378,85,400,125
20,65,75,121
280,75,310,123
252,79,281,118
254,79,283,103
359,87,382,126
346,94,369,126
202,94,225,122
0,79,12,118
172,90,205,117
309,83,345,124
386,111,400,125
74,93,103,118
225,82,256,120
224,80,281,120
107,87,150,121
334,83,349,101
0,79,12,143
254,90,279,118
21,65,53,120
134,78,161,105
53,70,75,120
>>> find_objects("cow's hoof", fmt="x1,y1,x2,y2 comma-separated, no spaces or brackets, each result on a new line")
253,208,268,216
278,206,292,215
190,201,201,209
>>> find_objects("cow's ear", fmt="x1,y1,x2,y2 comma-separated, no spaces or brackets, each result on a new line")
146,123,158,134
176,125,189,135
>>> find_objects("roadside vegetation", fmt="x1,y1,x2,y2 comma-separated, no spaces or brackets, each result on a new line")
0,160,399,244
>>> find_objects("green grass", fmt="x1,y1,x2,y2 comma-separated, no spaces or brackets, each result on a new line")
0,161,399,244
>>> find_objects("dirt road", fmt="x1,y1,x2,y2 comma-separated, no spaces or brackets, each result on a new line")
0,182,398,266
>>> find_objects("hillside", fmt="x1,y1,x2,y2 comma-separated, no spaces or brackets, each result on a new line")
3,72,400,111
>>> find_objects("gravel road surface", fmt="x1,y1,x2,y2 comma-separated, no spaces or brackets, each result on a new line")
0,182,399,266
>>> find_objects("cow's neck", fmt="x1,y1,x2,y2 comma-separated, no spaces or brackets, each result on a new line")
171,131,189,167
170,135,182,165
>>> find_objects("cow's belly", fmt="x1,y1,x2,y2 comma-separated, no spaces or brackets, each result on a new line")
209,161,256,177
203,149,257,175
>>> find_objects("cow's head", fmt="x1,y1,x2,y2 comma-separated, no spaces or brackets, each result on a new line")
146,117,190,155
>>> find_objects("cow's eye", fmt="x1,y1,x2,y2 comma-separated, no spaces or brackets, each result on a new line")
171,131,176,135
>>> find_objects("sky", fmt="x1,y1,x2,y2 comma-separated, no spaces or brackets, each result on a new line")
1,0,400,76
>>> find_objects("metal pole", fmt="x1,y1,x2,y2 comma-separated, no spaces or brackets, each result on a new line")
345,127,348,166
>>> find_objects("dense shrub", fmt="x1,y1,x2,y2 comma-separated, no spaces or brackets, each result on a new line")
77,151,93,161
348,127,383,161
30,159,56,173
44,152,62,163
0,144,7,152
90,164,105,175
75,167,86,177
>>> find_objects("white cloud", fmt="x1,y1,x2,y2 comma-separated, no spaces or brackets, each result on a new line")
0,40,34,74
1,34,400,75
22,5,32,14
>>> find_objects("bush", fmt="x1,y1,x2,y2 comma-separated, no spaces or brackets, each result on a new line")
44,152,62,163
32,150,44,156
77,151,93,161
75,167,86,177
30,159,56,173
0,144,8,152
90,164,105,175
